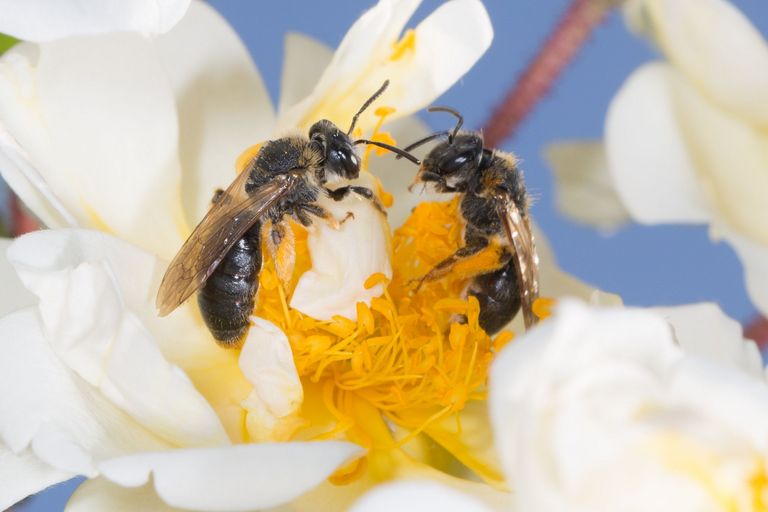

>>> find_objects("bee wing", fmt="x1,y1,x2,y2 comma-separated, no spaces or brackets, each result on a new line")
156,169,301,316
500,201,540,329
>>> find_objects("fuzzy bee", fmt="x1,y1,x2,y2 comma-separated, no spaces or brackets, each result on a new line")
156,81,418,346
402,107,540,333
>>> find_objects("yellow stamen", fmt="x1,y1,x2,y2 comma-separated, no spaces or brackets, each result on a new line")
248,200,505,483
390,29,416,61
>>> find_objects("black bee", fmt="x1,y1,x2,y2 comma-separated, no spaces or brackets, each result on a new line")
402,107,540,333
156,81,419,346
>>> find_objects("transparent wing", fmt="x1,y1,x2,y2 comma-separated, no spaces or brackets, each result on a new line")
156,170,301,316
500,201,540,329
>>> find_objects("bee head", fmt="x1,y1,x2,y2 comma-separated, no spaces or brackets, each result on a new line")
310,119,361,181
416,133,483,192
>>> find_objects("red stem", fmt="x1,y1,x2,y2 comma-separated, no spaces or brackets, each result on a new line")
745,316,768,350
482,0,618,147
10,194,38,236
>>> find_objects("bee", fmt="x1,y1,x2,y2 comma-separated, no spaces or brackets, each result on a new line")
156,81,419,346
401,107,540,333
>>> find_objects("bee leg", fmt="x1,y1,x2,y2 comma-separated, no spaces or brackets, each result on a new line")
302,203,354,229
412,239,490,291
264,221,295,285
326,185,386,215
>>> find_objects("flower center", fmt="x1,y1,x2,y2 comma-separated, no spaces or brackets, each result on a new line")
254,198,509,445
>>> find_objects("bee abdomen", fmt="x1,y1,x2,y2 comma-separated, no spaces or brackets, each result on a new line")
467,258,520,335
198,225,262,346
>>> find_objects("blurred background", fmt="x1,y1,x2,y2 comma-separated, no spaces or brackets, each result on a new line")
10,0,768,509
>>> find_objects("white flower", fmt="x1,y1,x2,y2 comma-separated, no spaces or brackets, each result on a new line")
490,299,768,511
546,0,768,315
0,0,191,42
0,0,504,509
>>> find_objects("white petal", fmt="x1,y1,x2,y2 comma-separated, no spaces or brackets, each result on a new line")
653,302,763,379
0,123,78,229
638,0,768,127
0,0,190,42
98,442,364,511
605,62,712,225
661,67,768,245
545,141,630,232
278,33,334,116
67,478,180,512
0,237,34,316
0,36,185,260
721,228,768,319
0,308,170,475
155,1,275,227
279,0,492,133
490,300,768,510
7,229,228,448
290,173,391,321
0,445,73,511
239,318,303,442
350,480,492,512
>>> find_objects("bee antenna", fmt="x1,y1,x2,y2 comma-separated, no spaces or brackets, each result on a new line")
395,131,451,159
348,80,390,135
354,139,421,165
427,106,463,144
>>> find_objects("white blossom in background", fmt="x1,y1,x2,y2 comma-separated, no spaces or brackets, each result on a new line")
546,0,768,316
0,0,506,509
491,299,768,512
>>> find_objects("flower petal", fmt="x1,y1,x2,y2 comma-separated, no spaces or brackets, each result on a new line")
0,123,77,229
545,141,630,232
67,478,180,512
350,480,493,512
491,300,768,510
98,442,364,511
239,317,303,442
0,308,170,476
0,36,185,259
0,445,73,511
635,0,768,127
155,1,275,227
280,0,492,133
0,0,190,42
0,237,34,316
653,302,763,379
7,229,229,448
605,62,712,226
278,33,334,116
290,173,392,321
721,228,768,319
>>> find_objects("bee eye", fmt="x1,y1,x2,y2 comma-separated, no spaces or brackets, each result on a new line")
444,151,473,173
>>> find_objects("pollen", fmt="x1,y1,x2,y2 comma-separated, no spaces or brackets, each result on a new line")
390,29,416,61
253,198,509,459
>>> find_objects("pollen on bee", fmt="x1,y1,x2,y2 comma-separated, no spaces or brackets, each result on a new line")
532,297,556,320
